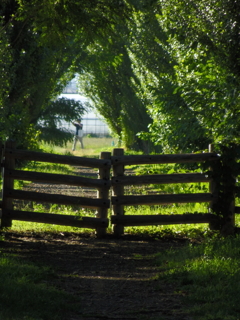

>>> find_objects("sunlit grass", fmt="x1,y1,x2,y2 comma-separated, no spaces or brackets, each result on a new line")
156,235,240,319
43,137,119,157
10,221,98,234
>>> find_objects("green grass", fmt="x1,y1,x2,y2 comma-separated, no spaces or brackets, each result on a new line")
42,137,118,157
156,235,240,319
0,254,80,320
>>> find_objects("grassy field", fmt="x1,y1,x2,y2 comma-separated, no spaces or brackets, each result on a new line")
1,138,240,319
45,137,119,157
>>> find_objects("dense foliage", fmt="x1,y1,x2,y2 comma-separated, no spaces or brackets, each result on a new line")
154,0,240,151
127,0,240,152
1,0,239,151
77,26,153,152
77,0,240,152
0,0,132,149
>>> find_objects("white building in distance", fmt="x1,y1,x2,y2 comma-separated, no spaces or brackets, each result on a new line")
60,79,110,136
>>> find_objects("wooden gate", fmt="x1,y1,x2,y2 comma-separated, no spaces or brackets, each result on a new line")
1,141,239,236
110,148,221,236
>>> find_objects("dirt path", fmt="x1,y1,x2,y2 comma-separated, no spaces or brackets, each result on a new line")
1,231,190,320
2,165,192,319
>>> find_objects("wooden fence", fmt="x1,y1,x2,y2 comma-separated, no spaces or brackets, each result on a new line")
0,141,239,237
0,140,111,237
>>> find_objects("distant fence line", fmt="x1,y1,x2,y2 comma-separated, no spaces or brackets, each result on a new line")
81,118,110,136
0,140,239,237
62,118,110,137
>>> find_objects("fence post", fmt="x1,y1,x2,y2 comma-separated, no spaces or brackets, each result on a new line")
0,141,3,221
1,140,15,228
112,148,124,237
96,151,111,237
221,146,236,236
208,144,221,230
209,144,237,236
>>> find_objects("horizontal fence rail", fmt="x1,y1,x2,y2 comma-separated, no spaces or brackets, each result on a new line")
111,213,218,226
111,193,214,206
5,169,111,188
4,148,111,168
111,173,212,185
111,153,219,165
5,210,108,228
5,189,110,209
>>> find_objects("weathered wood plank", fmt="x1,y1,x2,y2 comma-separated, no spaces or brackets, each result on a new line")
112,149,125,236
5,169,110,188
1,140,15,227
4,148,111,168
111,193,214,206
111,213,218,226
111,153,219,166
208,144,220,230
235,206,240,214
96,151,111,237
5,189,110,209
111,173,211,186
6,210,108,228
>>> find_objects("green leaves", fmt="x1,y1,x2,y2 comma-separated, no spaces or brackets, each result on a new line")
77,24,153,152
36,97,87,146
1,0,240,152
129,0,240,152
0,0,134,149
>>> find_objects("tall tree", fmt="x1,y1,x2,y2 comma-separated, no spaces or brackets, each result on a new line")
0,0,85,148
155,0,240,146
0,0,134,149
77,24,153,152
128,5,210,152
127,0,240,151
2,0,238,153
